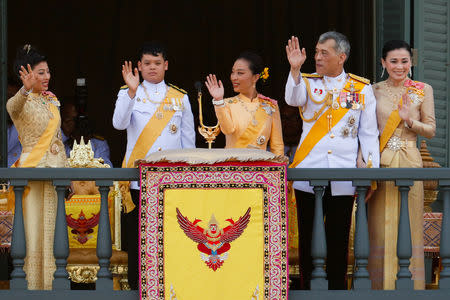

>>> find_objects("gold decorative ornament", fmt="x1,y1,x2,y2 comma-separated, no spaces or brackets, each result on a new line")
420,140,441,212
386,136,402,152
197,86,220,149
341,127,349,138
66,265,99,283
67,137,110,169
169,123,178,134
347,115,356,126
50,143,60,155
256,135,266,145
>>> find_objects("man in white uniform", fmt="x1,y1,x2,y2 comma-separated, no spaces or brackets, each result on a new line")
113,41,195,289
285,32,379,290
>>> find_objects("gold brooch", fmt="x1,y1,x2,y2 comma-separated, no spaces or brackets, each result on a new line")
169,124,178,134
341,127,349,138
50,143,60,155
347,115,356,127
256,135,266,145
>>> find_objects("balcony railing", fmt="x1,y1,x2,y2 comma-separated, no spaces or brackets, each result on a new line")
1,167,450,299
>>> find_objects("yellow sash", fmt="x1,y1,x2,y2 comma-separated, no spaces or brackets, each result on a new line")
120,87,184,213
290,78,366,168
379,98,402,152
121,87,183,168
16,103,60,168
234,100,270,149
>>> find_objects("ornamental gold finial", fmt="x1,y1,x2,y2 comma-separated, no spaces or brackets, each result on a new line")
195,81,220,149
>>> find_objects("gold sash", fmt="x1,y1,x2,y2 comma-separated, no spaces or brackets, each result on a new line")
234,99,270,149
290,78,366,168
16,103,60,168
379,98,403,152
121,87,183,168
121,86,184,213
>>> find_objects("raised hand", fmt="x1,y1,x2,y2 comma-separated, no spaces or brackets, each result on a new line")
398,93,412,125
19,64,37,91
121,61,140,98
205,74,224,101
285,36,307,82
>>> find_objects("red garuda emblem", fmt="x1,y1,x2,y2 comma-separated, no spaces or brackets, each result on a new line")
176,207,251,271
66,210,100,244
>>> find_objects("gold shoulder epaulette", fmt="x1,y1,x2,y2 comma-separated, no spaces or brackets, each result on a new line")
120,85,128,90
93,134,105,141
168,83,187,94
302,73,323,78
349,73,370,85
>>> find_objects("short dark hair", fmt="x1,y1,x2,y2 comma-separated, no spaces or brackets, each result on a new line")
13,45,47,80
382,40,412,59
138,41,168,61
236,51,264,75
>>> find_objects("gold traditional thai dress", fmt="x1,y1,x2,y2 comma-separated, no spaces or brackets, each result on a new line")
214,94,284,156
368,79,435,290
6,90,66,290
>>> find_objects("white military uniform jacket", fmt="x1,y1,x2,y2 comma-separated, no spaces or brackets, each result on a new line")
113,79,196,189
285,70,380,195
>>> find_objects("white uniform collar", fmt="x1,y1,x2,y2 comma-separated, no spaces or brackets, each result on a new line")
323,70,346,85
142,79,166,94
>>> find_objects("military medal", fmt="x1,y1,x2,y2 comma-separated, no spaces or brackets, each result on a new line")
332,100,340,110
169,123,178,134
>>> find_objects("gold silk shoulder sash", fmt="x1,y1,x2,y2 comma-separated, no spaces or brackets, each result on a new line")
290,78,366,168
17,103,60,168
234,99,270,149
379,98,403,152
120,87,184,213
122,87,184,168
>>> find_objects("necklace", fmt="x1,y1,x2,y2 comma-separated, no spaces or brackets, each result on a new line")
141,84,166,104
321,76,346,110
141,84,167,119
384,80,406,110
237,95,260,126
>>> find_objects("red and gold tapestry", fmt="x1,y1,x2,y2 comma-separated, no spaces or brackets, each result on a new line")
139,162,288,300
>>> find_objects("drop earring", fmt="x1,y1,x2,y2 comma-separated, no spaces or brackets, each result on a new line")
381,66,385,78
409,68,412,78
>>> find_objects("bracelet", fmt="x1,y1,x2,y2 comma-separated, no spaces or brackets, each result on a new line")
20,86,32,96
212,98,224,106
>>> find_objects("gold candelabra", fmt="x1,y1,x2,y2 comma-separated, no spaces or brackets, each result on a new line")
196,83,220,149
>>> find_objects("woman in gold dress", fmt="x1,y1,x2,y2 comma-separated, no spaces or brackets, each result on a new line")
7,45,66,289
205,51,284,155
368,40,436,290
